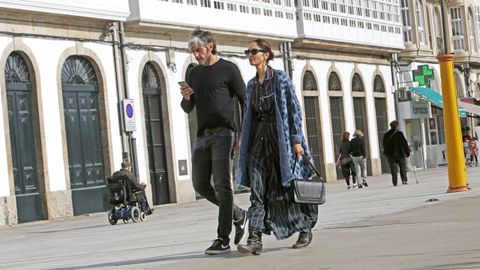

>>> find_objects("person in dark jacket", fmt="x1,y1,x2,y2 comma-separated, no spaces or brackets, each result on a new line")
350,129,368,188
382,120,411,186
338,132,357,189
112,161,153,215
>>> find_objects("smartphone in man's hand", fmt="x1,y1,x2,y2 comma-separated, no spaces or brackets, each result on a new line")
179,81,193,100
178,81,190,88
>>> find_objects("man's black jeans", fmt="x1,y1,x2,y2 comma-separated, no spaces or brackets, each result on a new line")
387,156,408,186
192,128,243,242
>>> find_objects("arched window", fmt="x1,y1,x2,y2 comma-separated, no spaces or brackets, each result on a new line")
416,0,427,45
142,62,161,89
61,56,98,85
352,73,364,92
374,75,385,92
451,7,465,51
433,8,443,53
5,52,30,83
328,72,341,91
400,0,413,42
303,70,318,90
468,9,477,52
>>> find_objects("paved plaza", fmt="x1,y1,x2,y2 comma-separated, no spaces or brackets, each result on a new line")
1,166,479,270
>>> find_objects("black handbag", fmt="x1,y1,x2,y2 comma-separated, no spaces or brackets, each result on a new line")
291,156,326,205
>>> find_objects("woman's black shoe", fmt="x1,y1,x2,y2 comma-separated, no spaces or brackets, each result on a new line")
237,230,262,255
292,232,313,249
237,240,263,255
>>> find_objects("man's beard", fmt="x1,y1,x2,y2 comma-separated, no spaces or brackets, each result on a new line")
200,52,212,66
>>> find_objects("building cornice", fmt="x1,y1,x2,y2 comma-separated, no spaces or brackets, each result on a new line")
0,0,130,21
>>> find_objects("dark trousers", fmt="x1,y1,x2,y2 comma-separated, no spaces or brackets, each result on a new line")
341,160,356,186
387,156,408,186
136,191,150,212
192,128,243,242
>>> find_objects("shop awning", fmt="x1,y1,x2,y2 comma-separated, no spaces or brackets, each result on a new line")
410,87,467,117
458,100,480,116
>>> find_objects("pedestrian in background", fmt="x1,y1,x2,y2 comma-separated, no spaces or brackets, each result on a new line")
350,129,368,188
180,29,247,255
382,120,411,186
337,132,356,189
468,137,478,166
236,38,318,255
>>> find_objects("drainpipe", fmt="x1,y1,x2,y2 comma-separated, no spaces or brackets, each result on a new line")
286,42,293,79
390,53,400,121
118,21,139,178
109,22,127,159
280,42,293,79
280,42,288,75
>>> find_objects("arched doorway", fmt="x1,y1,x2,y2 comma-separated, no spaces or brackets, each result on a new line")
185,63,197,151
352,72,371,174
373,75,389,173
61,56,108,215
328,72,345,179
302,70,326,179
5,52,45,223
142,62,170,205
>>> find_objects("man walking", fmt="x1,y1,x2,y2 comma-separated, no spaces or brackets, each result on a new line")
383,120,411,186
180,29,247,255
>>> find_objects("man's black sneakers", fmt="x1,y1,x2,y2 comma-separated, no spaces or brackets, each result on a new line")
234,209,248,245
205,238,231,255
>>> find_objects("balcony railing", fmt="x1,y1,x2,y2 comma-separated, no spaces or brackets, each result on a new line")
128,0,298,38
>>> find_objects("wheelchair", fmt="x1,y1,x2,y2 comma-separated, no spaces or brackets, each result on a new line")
106,175,149,225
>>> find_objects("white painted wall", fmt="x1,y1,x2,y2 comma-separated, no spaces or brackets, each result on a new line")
0,37,11,197
23,38,75,192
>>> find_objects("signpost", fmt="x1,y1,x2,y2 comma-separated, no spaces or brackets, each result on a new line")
122,99,136,132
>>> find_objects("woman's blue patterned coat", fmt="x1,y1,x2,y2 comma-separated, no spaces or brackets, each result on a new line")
237,68,314,188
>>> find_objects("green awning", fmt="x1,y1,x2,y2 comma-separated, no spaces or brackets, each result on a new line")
410,87,467,117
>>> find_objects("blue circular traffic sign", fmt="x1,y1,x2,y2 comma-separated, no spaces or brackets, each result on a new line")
126,104,134,118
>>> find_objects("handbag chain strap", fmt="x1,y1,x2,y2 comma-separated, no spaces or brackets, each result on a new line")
292,155,324,182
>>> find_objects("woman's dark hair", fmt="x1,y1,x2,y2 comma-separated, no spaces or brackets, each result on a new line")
252,38,274,62
342,132,350,142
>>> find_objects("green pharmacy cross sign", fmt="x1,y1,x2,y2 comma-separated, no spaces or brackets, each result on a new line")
413,65,434,87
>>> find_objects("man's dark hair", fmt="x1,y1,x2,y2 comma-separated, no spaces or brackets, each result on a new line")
390,120,399,129
121,161,132,169
189,29,217,54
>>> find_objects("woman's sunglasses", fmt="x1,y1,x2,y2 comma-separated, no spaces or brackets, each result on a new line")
244,48,266,56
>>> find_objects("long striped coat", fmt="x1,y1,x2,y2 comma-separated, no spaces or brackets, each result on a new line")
237,68,314,188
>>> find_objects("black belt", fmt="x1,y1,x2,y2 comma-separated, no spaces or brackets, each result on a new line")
201,127,226,137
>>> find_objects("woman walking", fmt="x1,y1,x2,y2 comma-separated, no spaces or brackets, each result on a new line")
236,38,318,255
338,132,357,189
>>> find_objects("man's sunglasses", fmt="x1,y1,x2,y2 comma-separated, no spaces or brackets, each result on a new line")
244,48,266,56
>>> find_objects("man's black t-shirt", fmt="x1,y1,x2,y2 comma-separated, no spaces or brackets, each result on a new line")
181,58,246,137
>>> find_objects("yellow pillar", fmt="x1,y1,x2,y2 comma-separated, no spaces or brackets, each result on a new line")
437,54,469,192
